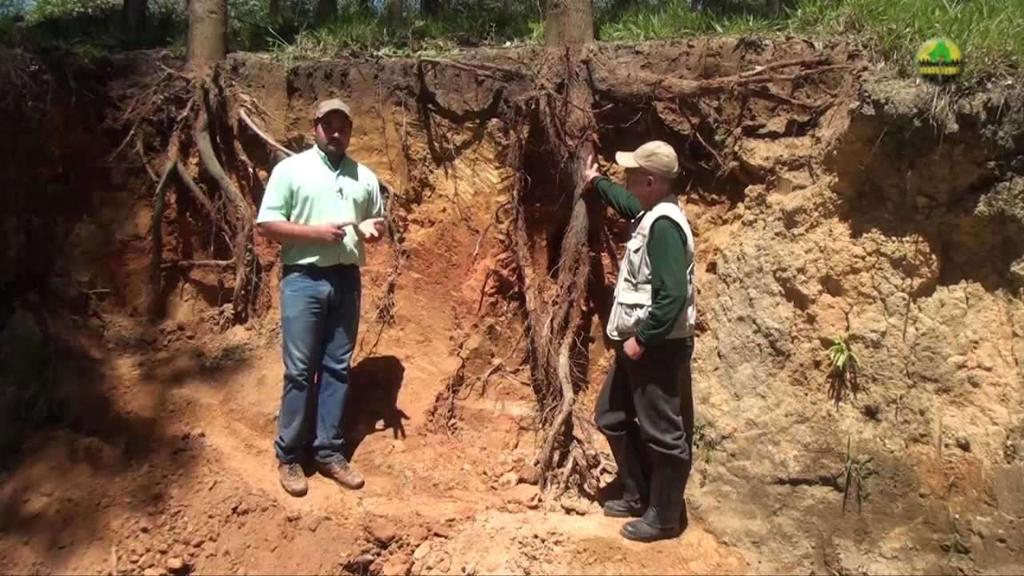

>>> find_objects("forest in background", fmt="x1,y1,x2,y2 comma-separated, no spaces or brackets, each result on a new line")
1,0,1022,79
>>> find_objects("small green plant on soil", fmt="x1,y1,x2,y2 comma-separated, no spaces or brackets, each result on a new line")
841,437,875,514
693,421,726,464
942,529,971,556
941,516,972,572
826,334,860,405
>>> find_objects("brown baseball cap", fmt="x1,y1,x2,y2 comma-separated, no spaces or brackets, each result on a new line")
615,140,679,179
314,98,353,122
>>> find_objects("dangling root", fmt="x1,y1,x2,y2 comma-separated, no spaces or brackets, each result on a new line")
192,79,256,322
147,133,182,317
428,355,467,434
238,108,295,158
505,91,601,496
356,244,406,360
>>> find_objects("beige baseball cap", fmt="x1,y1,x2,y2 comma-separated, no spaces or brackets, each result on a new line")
614,140,679,179
314,98,353,122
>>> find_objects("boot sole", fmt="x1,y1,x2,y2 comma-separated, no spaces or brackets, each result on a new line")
280,482,308,497
324,477,365,490
620,524,683,542
313,463,366,490
316,470,365,490
603,507,644,518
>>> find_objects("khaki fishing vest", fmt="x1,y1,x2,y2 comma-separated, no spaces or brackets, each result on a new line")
607,198,696,341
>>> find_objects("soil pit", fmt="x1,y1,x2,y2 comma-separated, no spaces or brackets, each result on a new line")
1,39,1023,575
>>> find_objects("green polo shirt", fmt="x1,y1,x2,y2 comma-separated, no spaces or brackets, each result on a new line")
256,146,385,267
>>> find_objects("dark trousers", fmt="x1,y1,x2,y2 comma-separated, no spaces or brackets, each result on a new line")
275,264,360,464
595,336,695,477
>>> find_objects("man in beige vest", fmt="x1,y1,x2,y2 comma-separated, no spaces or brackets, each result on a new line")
585,141,696,542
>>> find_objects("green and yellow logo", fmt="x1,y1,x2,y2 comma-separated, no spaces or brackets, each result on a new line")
917,37,962,78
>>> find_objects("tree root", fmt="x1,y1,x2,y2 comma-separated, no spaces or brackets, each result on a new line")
417,56,526,82
238,108,295,157
148,134,181,317
429,355,467,435
133,64,275,326
161,259,235,269
174,160,233,243
505,71,601,495
193,79,256,322
356,245,405,360
591,56,852,103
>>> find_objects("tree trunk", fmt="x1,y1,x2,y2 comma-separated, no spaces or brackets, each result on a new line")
543,0,593,47
268,0,281,21
386,0,403,23
122,0,147,44
187,0,227,72
518,0,601,494
421,0,439,17
315,0,337,24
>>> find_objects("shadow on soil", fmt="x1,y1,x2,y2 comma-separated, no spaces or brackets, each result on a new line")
831,102,1024,294
0,309,255,565
343,355,408,460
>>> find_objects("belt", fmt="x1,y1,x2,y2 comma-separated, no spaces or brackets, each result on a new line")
282,263,359,275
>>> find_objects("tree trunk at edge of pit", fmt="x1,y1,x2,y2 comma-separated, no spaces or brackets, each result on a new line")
543,0,594,47
421,0,440,18
122,0,147,45
187,0,228,72
524,0,601,493
386,0,403,24
315,0,337,25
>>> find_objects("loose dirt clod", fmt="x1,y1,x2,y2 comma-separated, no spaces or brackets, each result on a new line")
164,557,186,574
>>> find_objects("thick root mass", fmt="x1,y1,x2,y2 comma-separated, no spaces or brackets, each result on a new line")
131,65,275,323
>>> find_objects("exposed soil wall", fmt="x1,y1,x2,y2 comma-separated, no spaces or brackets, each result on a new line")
1,39,1022,574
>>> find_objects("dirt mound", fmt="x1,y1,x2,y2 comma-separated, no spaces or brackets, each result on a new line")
1,38,1023,575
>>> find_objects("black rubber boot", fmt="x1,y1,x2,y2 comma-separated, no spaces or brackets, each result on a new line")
621,453,686,542
602,431,649,518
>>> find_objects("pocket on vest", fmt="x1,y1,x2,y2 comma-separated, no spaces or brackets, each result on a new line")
625,235,645,277
609,301,649,338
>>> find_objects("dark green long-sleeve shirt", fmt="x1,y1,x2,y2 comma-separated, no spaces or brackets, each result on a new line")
594,176,689,346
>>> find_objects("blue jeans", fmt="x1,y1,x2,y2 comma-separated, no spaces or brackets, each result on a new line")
275,264,360,464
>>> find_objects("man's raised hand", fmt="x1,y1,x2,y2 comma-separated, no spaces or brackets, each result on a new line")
358,218,386,243
583,152,602,185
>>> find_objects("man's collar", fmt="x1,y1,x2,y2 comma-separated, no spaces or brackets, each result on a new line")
314,145,347,170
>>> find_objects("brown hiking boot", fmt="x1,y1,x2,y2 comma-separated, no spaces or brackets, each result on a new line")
315,460,365,490
278,462,308,497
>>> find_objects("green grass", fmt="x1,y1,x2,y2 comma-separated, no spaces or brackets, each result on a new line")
599,1,786,41
601,0,1024,79
788,0,1024,78
270,3,538,62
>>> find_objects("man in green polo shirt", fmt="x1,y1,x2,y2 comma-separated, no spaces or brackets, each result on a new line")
256,98,386,497
586,141,697,542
